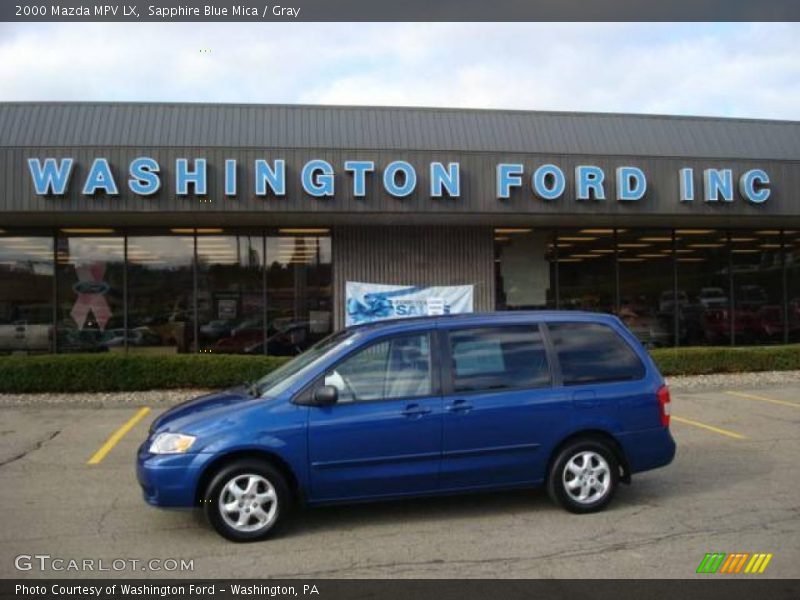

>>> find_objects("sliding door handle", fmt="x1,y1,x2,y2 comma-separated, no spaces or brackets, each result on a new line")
446,399,473,413
402,403,432,417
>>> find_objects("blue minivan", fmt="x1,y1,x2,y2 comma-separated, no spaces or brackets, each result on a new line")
137,312,675,541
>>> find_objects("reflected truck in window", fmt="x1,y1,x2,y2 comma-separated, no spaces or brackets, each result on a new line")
136,311,676,542
0,320,52,352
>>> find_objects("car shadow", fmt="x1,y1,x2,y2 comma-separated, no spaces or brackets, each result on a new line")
180,438,767,541
613,442,768,507
280,441,767,539
282,487,555,538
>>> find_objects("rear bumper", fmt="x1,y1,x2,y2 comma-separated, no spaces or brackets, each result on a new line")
136,444,213,508
617,427,676,474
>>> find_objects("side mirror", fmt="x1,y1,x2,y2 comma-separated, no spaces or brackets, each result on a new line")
311,385,338,406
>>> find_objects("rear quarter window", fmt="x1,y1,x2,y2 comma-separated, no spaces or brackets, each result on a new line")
547,322,645,385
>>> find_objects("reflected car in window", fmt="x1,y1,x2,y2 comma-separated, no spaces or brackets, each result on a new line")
658,290,688,313
100,327,162,348
698,287,729,308
199,320,234,341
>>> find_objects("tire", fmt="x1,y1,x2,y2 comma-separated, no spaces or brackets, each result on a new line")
547,439,619,514
203,459,291,542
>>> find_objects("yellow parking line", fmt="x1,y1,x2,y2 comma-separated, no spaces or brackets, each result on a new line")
725,390,800,409
87,407,151,465
672,415,747,440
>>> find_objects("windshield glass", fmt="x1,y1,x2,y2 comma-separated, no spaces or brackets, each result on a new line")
254,328,359,397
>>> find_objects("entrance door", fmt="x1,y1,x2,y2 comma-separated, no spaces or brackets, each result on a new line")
307,331,443,501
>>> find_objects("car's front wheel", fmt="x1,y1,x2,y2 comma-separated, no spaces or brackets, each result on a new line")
547,440,619,513
203,459,290,542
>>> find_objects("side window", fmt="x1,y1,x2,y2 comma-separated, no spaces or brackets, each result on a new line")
324,333,432,402
447,326,550,393
548,322,645,385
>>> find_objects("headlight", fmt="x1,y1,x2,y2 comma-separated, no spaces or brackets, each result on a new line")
149,432,196,454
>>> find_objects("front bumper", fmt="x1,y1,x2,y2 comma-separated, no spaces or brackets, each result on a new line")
136,443,214,508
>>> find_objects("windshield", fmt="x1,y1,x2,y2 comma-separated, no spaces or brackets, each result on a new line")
254,328,359,397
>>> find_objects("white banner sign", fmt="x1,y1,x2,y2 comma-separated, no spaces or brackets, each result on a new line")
345,281,474,327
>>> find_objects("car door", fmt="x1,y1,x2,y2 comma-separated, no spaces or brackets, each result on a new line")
306,330,443,502
439,323,569,490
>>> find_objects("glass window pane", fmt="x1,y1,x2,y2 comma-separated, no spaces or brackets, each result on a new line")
548,322,645,385
557,228,615,312
325,333,432,402
675,229,730,346
197,234,264,354
266,233,332,356
617,228,675,348
0,234,54,353
127,233,195,353
56,234,124,353
494,229,556,310
786,231,800,342
731,229,786,345
448,326,550,392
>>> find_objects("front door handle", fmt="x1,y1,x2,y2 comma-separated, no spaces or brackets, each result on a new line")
446,399,473,413
402,403,432,418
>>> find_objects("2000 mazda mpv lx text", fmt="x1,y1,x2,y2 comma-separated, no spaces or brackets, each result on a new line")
137,312,676,542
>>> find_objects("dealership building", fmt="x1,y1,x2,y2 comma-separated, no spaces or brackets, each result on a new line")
1,101,799,354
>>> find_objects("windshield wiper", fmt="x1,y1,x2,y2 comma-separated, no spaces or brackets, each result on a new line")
241,381,259,397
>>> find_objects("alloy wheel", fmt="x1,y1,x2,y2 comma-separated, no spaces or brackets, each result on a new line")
562,451,612,505
218,473,278,533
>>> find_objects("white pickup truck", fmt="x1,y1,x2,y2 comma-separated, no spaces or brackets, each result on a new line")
0,321,52,352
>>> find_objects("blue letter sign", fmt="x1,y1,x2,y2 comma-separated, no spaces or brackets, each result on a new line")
28,158,74,195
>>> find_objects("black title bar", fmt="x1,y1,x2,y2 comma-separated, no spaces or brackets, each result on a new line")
3,580,800,600
3,0,800,22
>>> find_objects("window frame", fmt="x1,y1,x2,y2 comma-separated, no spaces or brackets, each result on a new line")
544,320,646,387
439,323,554,397
293,329,441,406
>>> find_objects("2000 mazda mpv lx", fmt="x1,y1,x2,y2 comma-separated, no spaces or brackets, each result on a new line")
137,312,676,542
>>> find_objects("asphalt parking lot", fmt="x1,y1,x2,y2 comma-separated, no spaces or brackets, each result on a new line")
0,384,798,579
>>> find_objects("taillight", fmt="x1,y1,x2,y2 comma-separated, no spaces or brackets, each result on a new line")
657,384,671,427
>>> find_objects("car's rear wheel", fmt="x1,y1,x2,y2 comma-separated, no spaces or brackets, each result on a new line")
203,459,290,542
547,439,619,513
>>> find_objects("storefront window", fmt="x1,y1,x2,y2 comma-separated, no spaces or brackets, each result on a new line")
56,231,124,353
557,228,615,313
7,226,800,353
265,231,332,356
731,229,787,345
675,229,731,346
786,230,800,343
494,229,556,310
197,233,265,354
0,233,54,354
127,232,195,353
617,229,675,348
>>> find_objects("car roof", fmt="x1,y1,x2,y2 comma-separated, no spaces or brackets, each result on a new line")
345,310,621,333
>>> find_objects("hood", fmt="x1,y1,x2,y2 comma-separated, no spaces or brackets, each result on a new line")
150,386,258,433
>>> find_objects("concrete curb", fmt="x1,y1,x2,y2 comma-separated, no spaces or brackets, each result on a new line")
0,389,214,409
666,370,800,393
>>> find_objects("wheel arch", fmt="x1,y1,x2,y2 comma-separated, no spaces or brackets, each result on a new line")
546,429,631,484
194,449,303,506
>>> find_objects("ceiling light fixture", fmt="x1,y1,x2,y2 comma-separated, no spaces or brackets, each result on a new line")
278,228,330,234
60,228,115,234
